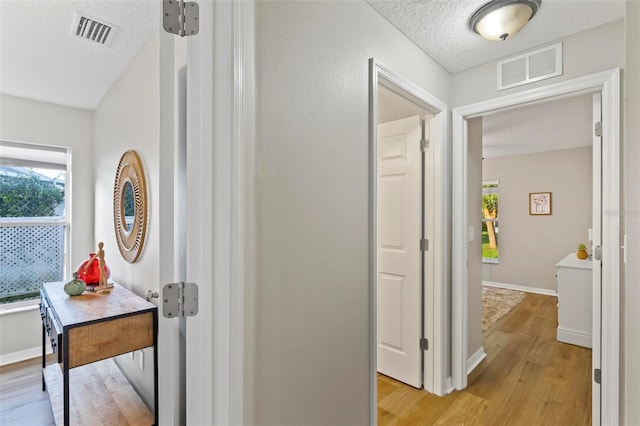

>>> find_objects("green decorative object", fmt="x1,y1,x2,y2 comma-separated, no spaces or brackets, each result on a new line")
64,272,86,296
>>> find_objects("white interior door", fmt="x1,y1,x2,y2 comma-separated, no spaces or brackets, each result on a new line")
591,92,602,426
377,115,424,388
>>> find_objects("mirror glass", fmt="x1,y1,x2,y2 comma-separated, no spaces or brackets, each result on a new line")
123,181,135,232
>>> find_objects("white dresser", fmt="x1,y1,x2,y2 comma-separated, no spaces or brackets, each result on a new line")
556,253,592,348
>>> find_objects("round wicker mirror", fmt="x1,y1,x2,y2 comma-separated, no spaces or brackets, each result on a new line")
113,150,148,263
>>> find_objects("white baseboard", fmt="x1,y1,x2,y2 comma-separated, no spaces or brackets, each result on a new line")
445,377,454,394
467,347,487,374
483,281,557,297
557,327,592,348
0,344,51,366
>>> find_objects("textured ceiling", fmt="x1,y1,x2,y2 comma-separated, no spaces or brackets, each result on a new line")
0,1,626,110
0,1,157,110
367,0,626,73
482,94,592,158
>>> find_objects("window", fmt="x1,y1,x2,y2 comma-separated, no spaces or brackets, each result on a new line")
482,180,498,263
0,141,70,304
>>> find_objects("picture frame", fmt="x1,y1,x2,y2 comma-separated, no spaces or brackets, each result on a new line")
529,192,552,215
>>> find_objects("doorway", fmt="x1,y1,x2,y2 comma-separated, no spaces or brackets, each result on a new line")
369,59,448,420
471,93,595,415
452,69,621,426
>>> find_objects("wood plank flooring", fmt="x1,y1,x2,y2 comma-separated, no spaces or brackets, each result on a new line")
378,293,592,426
0,355,153,426
0,356,55,426
1,293,591,425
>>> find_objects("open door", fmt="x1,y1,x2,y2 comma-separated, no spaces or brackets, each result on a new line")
376,116,425,388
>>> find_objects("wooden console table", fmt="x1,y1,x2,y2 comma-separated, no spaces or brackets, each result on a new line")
40,281,158,425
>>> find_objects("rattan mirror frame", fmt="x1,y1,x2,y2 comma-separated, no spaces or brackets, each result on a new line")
113,150,148,263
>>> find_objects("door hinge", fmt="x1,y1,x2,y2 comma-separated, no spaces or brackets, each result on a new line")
420,138,429,152
420,338,429,351
594,122,602,137
163,0,199,37
420,238,429,251
594,368,601,384
163,282,199,318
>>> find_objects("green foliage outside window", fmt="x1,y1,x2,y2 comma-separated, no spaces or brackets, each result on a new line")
482,183,499,260
0,175,64,217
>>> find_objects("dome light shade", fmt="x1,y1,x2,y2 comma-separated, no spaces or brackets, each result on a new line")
469,0,541,41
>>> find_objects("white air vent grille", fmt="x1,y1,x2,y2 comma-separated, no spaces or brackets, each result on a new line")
71,12,118,46
497,43,562,91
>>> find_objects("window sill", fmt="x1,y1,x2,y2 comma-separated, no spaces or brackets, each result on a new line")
0,299,40,317
482,258,499,264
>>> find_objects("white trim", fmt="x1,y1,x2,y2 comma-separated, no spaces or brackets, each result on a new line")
185,1,215,424
557,328,592,348
482,281,557,297
0,345,52,366
0,300,40,315
467,347,486,375
183,1,247,423
0,219,67,226
445,377,454,395
230,0,253,423
452,69,620,426
369,60,449,424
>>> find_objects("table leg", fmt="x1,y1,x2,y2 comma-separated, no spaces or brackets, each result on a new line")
63,332,70,426
42,321,46,391
153,310,159,426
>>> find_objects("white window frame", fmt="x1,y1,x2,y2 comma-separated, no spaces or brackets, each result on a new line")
482,180,499,264
0,140,71,305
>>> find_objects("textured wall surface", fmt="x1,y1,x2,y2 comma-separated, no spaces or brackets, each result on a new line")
467,117,484,361
249,1,450,424
451,19,625,107
481,147,592,291
624,1,639,423
93,32,160,411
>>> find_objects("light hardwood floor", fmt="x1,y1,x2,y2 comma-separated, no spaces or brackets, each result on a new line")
0,294,590,425
378,293,592,425
0,356,55,426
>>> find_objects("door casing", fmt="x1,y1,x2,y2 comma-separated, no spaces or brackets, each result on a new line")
369,59,449,424
451,68,621,426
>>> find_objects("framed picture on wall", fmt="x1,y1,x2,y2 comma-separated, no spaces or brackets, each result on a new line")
529,192,552,215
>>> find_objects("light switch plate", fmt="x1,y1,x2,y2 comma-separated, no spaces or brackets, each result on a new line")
468,226,475,242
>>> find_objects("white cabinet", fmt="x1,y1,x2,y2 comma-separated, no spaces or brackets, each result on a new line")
556,253,592,348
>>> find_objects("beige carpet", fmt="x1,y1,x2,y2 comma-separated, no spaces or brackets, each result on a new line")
482,286,527,332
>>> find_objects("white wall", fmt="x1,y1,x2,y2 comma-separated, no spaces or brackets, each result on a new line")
467,117,483,360
623,2,640,424
93,33,160,410
249,1,450,424
0,95,93,362
481,148,592,291
451,19,625,107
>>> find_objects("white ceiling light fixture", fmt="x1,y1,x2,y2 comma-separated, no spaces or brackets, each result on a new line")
468,0,541,41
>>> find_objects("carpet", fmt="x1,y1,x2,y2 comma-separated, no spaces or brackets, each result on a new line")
482,286,527,332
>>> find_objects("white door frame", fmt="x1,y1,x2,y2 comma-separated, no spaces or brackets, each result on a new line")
451,68,620,426
158,17,180,424
184,0,249,424
369,59,449,422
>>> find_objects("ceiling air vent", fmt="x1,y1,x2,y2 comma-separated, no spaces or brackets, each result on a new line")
497,43,562,91
71,12,118,46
